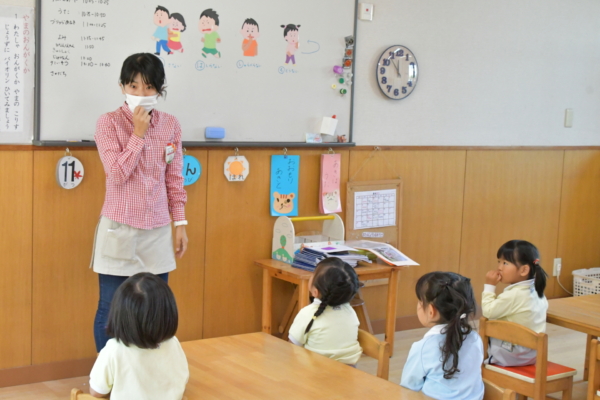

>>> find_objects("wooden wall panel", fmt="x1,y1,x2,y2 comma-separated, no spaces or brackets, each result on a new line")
168,149,208,341
202,149,349,338
348,150,467,320
459,151,564,305
556,150,600,296
0,151,33,369
32,150,104,364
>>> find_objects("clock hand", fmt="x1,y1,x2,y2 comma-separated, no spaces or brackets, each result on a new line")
393,59,401,77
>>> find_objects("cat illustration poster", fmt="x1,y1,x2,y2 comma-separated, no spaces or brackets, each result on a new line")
270,155,300,217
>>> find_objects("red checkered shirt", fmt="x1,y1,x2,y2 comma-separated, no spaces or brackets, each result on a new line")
95,103,187,230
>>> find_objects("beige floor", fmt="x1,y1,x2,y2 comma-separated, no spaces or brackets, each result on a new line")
0,323,590,399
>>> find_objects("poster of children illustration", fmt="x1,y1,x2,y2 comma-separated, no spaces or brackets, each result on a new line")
152,6,187,55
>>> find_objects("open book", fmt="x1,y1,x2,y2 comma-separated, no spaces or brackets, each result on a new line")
344,240,419,267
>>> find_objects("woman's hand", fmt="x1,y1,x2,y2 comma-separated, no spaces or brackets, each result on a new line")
132,106,151,138
174,225,188,259
485,270,501,285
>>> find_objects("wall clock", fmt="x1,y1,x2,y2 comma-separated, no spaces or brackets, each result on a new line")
376,45,418,100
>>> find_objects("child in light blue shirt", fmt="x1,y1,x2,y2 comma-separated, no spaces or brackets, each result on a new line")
401,272,484,400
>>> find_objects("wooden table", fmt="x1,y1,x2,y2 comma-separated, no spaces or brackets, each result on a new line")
181,332,429,400
255,259,402,353
547,294,600,380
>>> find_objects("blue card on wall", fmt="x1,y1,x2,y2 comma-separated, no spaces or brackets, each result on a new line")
270,155,300,216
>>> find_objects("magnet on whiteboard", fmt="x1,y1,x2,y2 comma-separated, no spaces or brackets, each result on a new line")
331,84,337,89
339,88,347,95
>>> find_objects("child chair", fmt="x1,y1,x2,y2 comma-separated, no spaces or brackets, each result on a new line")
357,328,390,380
70,389,96,400
71,388,188,399
479,317,576,400
483,378,517,400
587,338,600,400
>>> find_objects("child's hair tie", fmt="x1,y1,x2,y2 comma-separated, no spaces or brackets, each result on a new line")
460,313,467,319
312,316,317,320
533,259,540,265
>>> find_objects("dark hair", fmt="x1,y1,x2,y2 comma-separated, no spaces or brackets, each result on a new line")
281,24,300,37
119,53,166,97
106,272,178,349
304,257,359,334
200,9,219,26
497,240,547,298
170,13,186,32
415,272,476,379
155,5,169,16
241,18,259,31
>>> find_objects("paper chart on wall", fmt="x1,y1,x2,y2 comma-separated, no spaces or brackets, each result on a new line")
319,153,342,214
353,189,396,230
0,5,34,144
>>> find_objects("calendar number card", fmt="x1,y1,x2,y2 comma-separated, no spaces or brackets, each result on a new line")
56,155,84,189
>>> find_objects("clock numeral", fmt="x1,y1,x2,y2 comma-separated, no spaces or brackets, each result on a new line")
407,81,413,87
388,51,395,59
402,86,407,94
386,85,392,93
394,88,399,96
383,59,390,66
380,67,386,75
409,62,416,79
405,54,409,61
396,49,404,57
381,77,387,84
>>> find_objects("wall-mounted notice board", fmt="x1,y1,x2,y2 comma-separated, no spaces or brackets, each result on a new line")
35,0,358,146
346,179,403,249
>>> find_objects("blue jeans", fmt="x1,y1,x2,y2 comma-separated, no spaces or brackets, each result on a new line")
156,40,170,54
93,272,168,352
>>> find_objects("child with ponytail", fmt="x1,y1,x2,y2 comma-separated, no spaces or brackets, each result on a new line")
401,272,484,400
288,257,362,366
482,240,548,366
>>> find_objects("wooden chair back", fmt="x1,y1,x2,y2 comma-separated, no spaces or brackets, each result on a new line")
357,328,390,380
479,317,548,399
71,388,189,400
70,389,96,400
483,378,517,400
588,339,600,400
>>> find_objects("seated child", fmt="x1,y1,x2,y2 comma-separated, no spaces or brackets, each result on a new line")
89,273,189,399
401,272,484,400
482,240,548,366
288,257,362,366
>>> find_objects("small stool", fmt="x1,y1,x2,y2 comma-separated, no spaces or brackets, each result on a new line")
351,281,373,334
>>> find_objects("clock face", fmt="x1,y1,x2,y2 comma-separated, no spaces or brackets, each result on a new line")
376,45,418,100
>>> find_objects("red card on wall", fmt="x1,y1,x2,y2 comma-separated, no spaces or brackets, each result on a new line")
319,153,342,214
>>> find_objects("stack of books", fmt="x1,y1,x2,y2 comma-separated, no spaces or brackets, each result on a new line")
291,244,371,271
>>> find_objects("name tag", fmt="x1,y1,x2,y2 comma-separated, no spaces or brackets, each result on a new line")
501,341,514,352
165,143,176,164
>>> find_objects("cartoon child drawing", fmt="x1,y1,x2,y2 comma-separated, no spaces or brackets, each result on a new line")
153,6,171,56
168,13,186,53
281,24,300,65
240,18,260,57
199,9,221,58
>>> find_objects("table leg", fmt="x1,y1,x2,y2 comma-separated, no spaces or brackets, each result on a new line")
279,287,299,334
385,269,400,355
585,334,598,381
298,281,310,309
262,270,273,334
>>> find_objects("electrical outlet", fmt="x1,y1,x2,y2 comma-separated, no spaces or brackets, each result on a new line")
553,258,562,276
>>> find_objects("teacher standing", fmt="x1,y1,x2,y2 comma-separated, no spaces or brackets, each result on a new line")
92,53,188,352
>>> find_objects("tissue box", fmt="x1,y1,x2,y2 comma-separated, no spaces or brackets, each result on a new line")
205,127,225,139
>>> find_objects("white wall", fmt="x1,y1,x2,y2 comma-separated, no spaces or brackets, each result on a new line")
4,0,600,146
353,0,600,145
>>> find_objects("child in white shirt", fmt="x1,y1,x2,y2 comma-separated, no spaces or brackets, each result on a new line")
288,257,362,365
89,272,189,400
401,272,484,400
482,240,548,366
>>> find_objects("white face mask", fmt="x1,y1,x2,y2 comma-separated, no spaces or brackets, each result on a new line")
124,93,159,113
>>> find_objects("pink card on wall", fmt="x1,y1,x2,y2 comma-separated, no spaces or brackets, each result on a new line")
319,153,342,214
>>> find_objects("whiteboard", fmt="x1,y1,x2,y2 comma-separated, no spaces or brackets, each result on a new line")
37,0,357,144
0,5,34,144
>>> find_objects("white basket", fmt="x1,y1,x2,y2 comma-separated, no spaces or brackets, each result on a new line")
572,268,600,296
